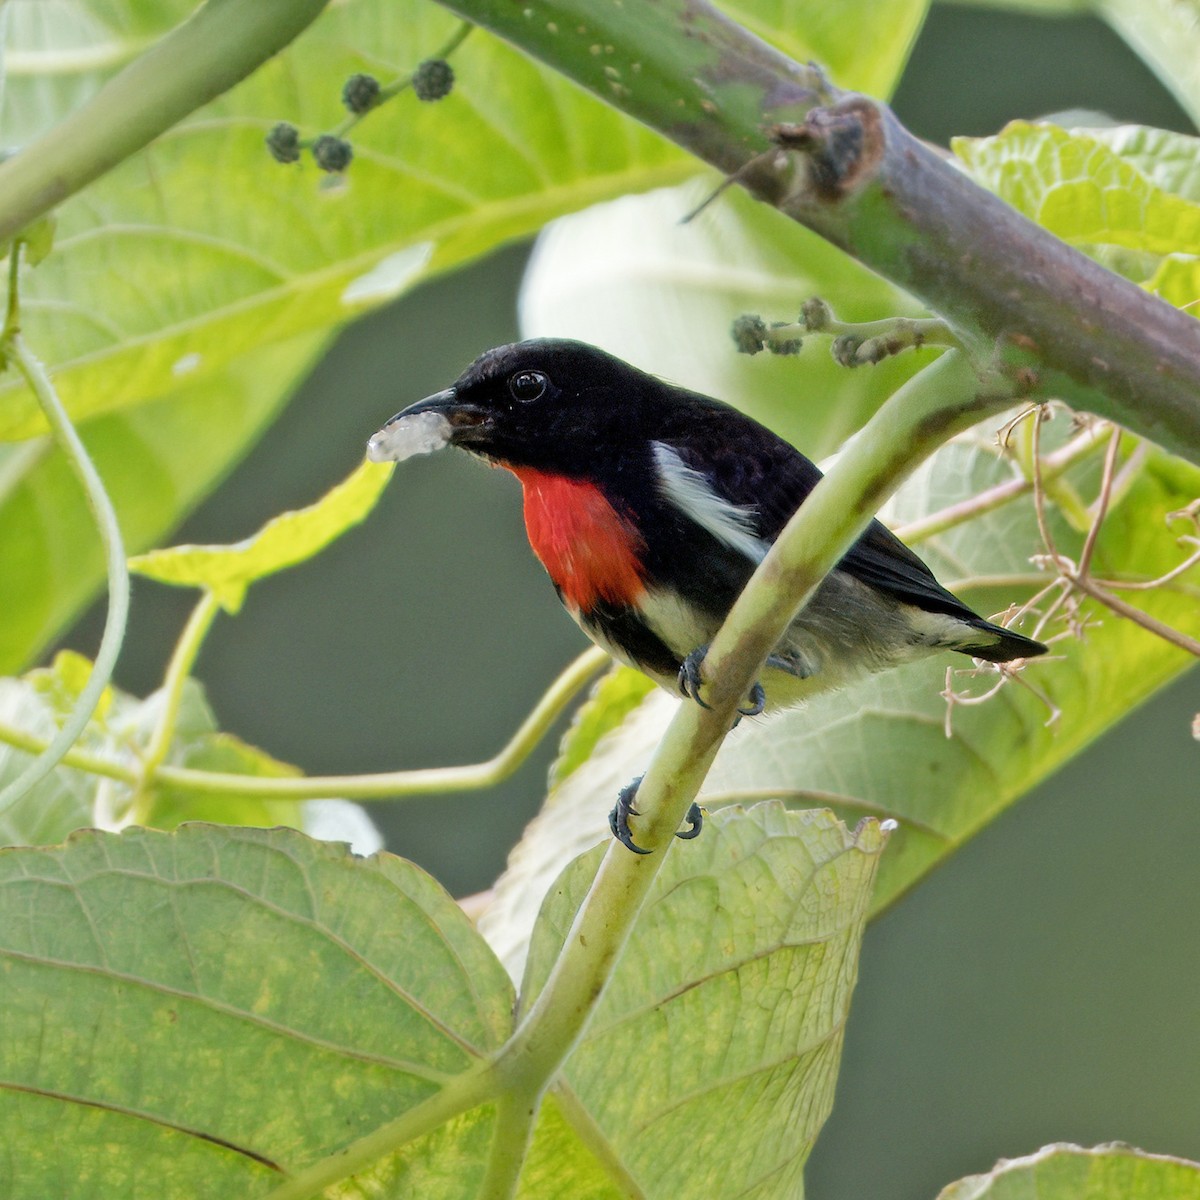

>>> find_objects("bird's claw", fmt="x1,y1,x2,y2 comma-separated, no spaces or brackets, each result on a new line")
681,647,766,723
737,681,766,719
676,802,704,840
609,776,652,854
608,779,707,852
677,647,713,710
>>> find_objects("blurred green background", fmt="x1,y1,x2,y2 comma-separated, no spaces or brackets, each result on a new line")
64,5,1199,1197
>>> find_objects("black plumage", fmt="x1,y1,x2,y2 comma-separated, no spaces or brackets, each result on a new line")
371,338,1046,708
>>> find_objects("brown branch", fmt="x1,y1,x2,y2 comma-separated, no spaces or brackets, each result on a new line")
439,0,1200,463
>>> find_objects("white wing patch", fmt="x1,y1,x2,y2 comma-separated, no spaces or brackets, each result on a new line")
652,442,765,562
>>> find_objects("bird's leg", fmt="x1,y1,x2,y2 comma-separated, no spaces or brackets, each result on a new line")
679,646,784,720
608,774,705,853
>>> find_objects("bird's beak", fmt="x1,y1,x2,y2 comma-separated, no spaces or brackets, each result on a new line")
366,387,487,463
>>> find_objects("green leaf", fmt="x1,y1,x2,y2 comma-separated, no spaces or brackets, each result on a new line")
0,653,381,851
1085,125,1200,203
0,330,327,673
720,0,929,98
518,804,890,1198
0,824,514,1198
521,180,928,460
129,458,393,611
515,1091,625,1199
952,121,1200,262
548,667,654,789
0,1,689,441
936,1143,1200,1200
480,421,1200,976
954,121,1200,314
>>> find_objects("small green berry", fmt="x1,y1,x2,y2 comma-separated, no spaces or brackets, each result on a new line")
266,121,301,165
413,58,455,102
731,314,767,355
342,73,381,114
312,134,353,173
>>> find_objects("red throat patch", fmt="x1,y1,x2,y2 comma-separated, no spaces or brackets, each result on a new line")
509,467,646,611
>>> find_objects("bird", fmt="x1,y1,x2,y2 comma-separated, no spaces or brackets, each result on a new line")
368,338,1046,851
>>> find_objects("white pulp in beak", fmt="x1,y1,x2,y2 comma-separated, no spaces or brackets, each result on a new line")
366,411,453,463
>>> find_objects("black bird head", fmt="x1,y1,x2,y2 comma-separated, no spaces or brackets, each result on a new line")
368,339,688,474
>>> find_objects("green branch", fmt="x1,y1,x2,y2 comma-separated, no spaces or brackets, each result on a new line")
0,0,331,243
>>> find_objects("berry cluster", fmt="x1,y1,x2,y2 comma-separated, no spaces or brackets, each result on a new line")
264,26,468,177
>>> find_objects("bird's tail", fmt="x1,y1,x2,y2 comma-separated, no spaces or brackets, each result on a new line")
955,618,1048,664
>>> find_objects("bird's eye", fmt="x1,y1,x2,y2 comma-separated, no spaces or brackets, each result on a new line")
508,370,548,402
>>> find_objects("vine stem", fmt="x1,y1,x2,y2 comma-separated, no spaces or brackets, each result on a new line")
126,590,223,824
0,645,610,801
0,332,129,816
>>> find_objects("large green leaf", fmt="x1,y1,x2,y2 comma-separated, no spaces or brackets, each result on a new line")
936,1143,1200,1200
952,122,1200,307
0,331,326,673
480,421,1200,975
0,824,514,1198
517,804,890,1199
0,0,691,441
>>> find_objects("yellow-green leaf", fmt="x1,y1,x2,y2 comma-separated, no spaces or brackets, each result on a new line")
128,458,393,611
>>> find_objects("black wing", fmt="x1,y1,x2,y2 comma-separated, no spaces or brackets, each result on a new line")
660,399,980,622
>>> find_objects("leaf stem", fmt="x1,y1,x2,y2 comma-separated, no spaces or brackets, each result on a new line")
477,1090,538,1200
0,646,609,802
127,590,223,824
0,725,137,784
0,321,129,817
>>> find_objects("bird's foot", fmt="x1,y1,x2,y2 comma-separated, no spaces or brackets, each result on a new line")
737,681,766,719
677,647,713,710
608,776,706,853
676,802,704,840
679,646,768,722
609,776,651,855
